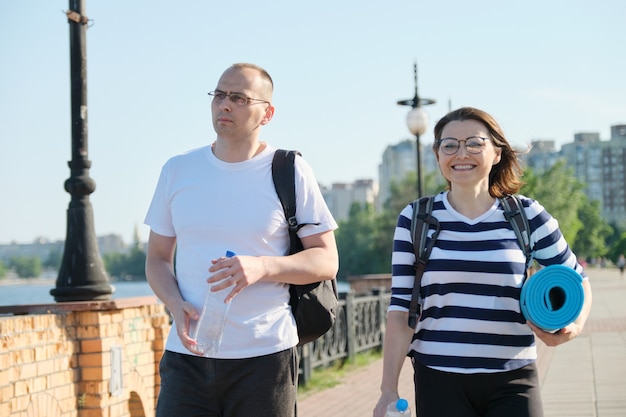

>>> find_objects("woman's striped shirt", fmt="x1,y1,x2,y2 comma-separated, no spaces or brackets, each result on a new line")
389,191,586,374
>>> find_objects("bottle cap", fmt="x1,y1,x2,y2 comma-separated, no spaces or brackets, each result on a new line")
396,399,409,412
225,250,236,258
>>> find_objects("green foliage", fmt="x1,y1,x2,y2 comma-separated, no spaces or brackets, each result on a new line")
336,170,447,280
297,349,381,396
572,198,612,259
383,170,446,214
336,202,391,278
384,171,417,214
521,160,615,260
0,260,7,278
103,246,146,280
8,256,42,278
521,160,586,244
607,231,626,264
335,160,615,282
605,222,625,251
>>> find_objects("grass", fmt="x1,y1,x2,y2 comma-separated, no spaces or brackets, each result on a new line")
297,349,382,399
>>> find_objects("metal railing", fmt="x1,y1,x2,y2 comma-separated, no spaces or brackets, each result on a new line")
298,288,390,385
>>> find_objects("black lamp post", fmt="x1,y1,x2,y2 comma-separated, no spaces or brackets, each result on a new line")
51,0,114,302
397,62,436,198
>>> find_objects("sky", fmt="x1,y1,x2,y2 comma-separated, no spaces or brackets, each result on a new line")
1,0,625,246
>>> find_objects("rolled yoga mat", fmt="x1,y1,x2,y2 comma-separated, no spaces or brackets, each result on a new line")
520,264,585,331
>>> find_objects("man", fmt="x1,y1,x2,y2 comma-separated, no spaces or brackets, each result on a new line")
144,63,339,417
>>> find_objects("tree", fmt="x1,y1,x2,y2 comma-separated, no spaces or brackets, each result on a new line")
605,222,625,255
336,202,389,279
607,231,626,264
125,247,147,277
0,260,7,279
9,256,42,278
521,160,613,260
383,170,446,215
43,248,63,270
335,170,446,280
572,198,612,260
520,160,586,244
354,171,442,278
103,247,146,280
334,160,611,284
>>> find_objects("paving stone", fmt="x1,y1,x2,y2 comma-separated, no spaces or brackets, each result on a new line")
298,268,626,417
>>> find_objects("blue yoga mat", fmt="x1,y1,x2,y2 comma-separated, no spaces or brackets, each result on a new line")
520,265,585,331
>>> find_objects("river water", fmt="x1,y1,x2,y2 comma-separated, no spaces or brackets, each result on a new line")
0,279,350,307
0,279,155,306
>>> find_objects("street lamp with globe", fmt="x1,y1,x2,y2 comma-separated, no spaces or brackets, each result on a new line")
397,62,436,198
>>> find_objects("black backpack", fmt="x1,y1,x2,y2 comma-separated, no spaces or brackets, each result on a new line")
408,194,532,329
271,149,339,346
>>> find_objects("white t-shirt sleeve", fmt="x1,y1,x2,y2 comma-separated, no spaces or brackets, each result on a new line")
293,154,338,238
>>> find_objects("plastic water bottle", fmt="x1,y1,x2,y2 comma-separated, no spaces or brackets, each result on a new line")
190,250,235,356
385,398,410,416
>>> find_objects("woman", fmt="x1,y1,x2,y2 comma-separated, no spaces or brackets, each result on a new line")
373,107,592,417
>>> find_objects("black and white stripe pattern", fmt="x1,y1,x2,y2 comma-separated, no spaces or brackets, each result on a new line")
389,192,584,374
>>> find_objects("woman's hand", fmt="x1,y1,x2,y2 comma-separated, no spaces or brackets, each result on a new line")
528,278,592,347
527,320,583,347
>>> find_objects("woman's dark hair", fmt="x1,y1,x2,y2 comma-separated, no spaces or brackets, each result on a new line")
432,107,526,197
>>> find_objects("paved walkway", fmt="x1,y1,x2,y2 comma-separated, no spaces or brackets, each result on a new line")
298,268,626,417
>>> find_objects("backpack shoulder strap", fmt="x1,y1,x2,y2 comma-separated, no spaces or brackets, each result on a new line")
408,195,440,329
272,149,301,254
271,149,319,254
411,196,436,262
500,194,533,269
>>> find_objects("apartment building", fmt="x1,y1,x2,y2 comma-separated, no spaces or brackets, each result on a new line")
0,234,131,263
376,138,439,210
525,125,626,228
321,179,378,223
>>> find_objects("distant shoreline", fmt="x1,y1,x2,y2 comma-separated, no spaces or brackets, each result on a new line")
0,277,56,286
0,275,147,286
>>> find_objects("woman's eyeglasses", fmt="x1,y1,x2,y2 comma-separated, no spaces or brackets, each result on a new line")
438,136,490,155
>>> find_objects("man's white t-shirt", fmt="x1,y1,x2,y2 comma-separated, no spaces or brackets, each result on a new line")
144,144,338,358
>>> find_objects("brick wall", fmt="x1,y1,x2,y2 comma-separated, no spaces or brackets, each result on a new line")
0,296,170,417
347,273,391,295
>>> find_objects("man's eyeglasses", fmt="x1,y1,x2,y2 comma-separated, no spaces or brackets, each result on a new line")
438,136,490,155
208,91,270,106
